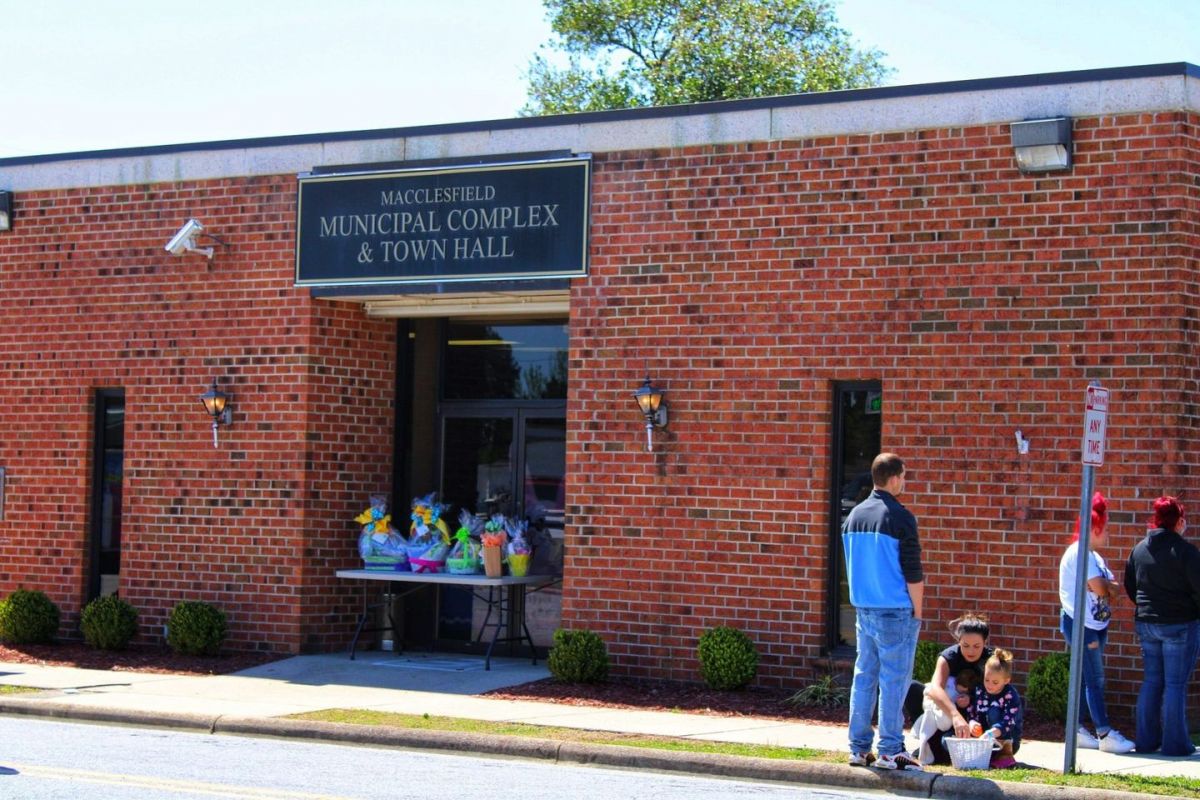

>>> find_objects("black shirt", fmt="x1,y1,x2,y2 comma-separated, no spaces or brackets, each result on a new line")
939,643,993,685
1123,528,1200,624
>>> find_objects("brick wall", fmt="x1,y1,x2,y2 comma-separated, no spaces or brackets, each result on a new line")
0,176,394,653
1,108,1197,717
565,111,1200,715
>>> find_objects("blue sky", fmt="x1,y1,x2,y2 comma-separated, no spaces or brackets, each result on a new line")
2,0,1199,159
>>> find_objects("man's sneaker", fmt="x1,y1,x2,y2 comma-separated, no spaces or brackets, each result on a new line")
848,752,875,767
1099,729,1136,754
1076,727,1100,749
874,751,924,771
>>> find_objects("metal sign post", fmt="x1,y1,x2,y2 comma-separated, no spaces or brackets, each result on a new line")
1064,381,1108,774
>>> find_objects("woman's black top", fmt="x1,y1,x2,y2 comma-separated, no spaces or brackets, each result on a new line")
1123,527,1200,624
939,642,992,683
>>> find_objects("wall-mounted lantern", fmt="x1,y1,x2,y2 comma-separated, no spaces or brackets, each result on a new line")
199,379,232,448
633,375,668,452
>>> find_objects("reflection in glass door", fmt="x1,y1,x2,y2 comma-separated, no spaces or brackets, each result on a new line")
828,383,882,650
438,410,565,644
439,412,565,542
442,418,516,519
522,417,566,547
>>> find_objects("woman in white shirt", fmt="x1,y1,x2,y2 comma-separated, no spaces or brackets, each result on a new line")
1058,491,1134,754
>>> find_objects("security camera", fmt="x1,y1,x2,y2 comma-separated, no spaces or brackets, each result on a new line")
165,219,213,258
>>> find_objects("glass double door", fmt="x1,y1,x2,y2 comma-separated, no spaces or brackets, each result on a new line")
435,404,565,642
439,408,565,534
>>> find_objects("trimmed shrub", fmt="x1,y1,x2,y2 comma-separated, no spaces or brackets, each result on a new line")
166,601,227,656
697,626,758,691
1027,651,1071,722
0,588,60,644
80,595,139,651
547,628,609,683
912,640,942,684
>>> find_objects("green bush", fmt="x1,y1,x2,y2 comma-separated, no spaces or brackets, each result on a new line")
166,601,227,656
912,640,942,684
697,626,758,691
80,595,139,651
1027,651,1071,722
0,588,60,644
786,673,850,708
548,628,609,683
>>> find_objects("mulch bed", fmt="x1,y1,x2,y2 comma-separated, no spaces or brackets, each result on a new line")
0,641,277,676
483,676,1068,742
0,641,1069,743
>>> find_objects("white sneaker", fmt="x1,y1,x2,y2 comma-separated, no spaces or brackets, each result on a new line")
873,751,924,771
1099,729,1136,754
1076,727,1100,749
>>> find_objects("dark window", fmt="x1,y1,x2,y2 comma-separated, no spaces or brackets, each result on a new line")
443,320,568,400
828,383,882,651
89,390,125,599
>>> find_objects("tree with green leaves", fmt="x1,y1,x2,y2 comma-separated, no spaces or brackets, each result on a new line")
522,0,890,115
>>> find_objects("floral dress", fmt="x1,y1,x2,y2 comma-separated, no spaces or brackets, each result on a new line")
968,683,1023,749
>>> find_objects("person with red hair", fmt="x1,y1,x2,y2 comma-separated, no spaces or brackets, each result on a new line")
1058,491,1135,753
1123,496,1200,755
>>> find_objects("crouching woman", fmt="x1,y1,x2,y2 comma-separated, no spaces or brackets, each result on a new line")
909,614,992,765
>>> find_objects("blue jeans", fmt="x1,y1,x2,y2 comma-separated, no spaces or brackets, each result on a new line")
1134,620,1199,756
1059,613,1111,734
849,607,920,756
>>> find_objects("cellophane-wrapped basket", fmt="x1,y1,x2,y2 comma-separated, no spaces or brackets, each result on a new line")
355,495,408,571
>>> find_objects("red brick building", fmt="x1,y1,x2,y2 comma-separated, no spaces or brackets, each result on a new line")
1,63,1198,712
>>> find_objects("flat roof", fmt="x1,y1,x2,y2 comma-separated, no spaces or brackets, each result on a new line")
2,62,1198,190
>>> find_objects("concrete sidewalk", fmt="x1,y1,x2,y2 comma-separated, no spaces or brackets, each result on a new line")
0,652,1195,799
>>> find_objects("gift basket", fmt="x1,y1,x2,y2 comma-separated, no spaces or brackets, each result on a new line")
943,736,1000,771
504,518,531,577
481,514,508,577
446,509,482,574
407,492,451,573
355,495,409,571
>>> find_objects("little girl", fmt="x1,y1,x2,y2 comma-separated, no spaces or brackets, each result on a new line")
967,649,1023,769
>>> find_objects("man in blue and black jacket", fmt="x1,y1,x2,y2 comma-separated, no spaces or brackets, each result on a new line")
842,452,925,771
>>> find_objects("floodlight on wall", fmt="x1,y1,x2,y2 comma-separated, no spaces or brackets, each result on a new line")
0,191,12,232
165,218,226,259
1011,117,1072,173
199,379,232,448
632,375,668,452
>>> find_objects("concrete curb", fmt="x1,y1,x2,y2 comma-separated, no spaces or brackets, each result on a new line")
0,698,1159,800
930,774,1151,800
0,697,217,733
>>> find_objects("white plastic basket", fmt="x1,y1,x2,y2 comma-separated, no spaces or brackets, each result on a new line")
943,736,1000,770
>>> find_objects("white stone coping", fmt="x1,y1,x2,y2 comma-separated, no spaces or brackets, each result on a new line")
1,68,1198,192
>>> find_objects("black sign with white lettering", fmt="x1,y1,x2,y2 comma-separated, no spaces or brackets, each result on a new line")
295,158,590,287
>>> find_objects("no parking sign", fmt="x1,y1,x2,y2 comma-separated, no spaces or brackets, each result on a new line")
1081,385,1108,466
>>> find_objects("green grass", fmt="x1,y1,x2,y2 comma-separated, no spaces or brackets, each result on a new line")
290,709,1200,798
291,709,820,760
950,766,1200,797
0,684,39,695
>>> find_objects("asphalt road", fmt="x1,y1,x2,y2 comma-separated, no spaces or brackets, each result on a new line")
0,716,891,799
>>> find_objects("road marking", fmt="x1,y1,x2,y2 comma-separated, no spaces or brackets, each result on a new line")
6,762,356,799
